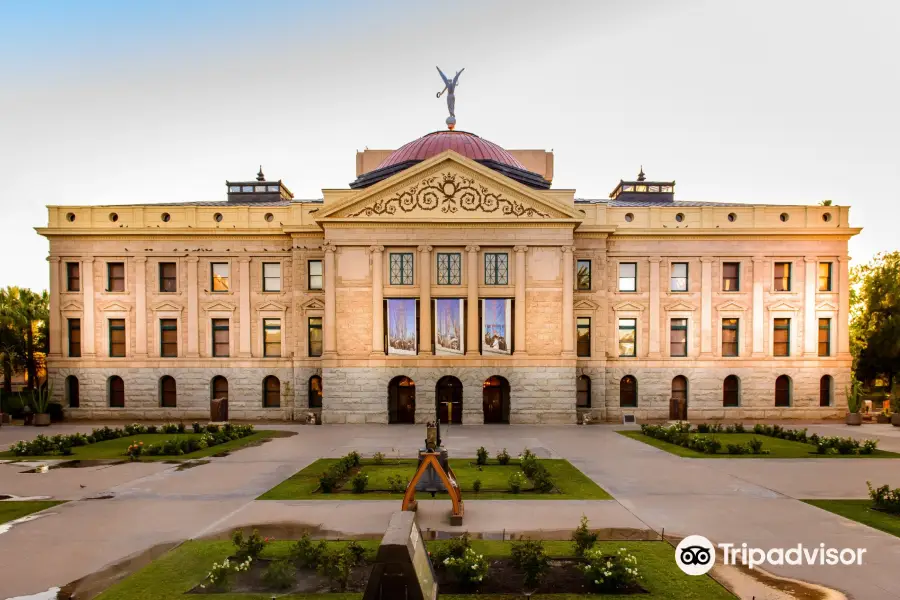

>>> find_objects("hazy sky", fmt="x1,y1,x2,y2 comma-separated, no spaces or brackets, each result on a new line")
1,0,898,291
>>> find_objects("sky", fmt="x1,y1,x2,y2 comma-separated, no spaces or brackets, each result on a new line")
1,0,898,292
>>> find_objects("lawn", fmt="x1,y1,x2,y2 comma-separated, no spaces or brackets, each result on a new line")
618,431,900,459
0,431,281,461
258,457,611,500
0,500,65,524
803,500,900,538
95,539,734,600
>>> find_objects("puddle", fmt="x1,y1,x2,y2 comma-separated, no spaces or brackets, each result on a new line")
21,459,127,473
57,542,179,600
0,495,53,501
5,587,60,600
0,513,51,535
84,493,115,500
714,562,846,600
170,460,211,471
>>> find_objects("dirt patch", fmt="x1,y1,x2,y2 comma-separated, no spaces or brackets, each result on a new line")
171,460,211,471
21,459,127,472
57,542,180,600
728,563,840,600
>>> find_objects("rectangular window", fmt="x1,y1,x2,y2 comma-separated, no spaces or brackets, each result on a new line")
576,317,591,357
68,318,81,357
263,318,281,357
212,319,229,357
670,318,688,356
389,253,414,285
774,262,791,292
308,317,323,357
619,262,636,292
618,318,636,357
160,319,178,357
773,318,790,357
66,262,80,292
211,263,230,292
159,262,177,293
576,260,591,291
818,262,833,292
484,253,509,285
107,262,125,292
722,262,740,291
263,262,281,292
818,318,831,357
670,262,688,292
308,260,323,290
109,318,126,357
437,253,461,285
722,318,739,357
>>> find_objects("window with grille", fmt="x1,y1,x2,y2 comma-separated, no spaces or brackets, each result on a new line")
308,260,323,290
722,262,740,291
264,319,281,357
160,376,177,407
722,318,739,357
107,262,125,292
308,317,323,357
818,262,833,292
774,262,791,291
211,263,229,292
263,263,281,292
66,262,80,292
723,375,740,407
773,318,790,356
576,375,591,408
618,318,636,357
577,317,591,357
437,253,461,285
263,375,280,408
389,253,414,285
818,318,831,356
576,260,591,291
484,253,509,285
619,263,636,292
212,319,229,357
68,318,81,357
159,262,177,292
160,319,177,357
670,263,688,292
109,319,126,357
670,318,688,356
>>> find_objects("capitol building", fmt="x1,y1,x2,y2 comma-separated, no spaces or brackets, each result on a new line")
39,124,858,423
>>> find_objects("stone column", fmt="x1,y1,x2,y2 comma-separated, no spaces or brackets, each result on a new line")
81,257,95,357
648,257,661,357
562,246,575,355
134,257,148,357
465,245,480,355
238,258,251,357
838,255,851,356
370,245,385,355
48,257,61,357
751,257,765,356
513,246,528,355
324,242,337,356
700,257,713,355
804,256,818,356
186,257,200,357
418,245,433,354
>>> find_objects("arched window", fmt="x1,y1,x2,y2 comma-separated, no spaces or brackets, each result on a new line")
576,375,591,408
819,375,833,407
620,375,637,407
65,375,79,408
212,376,228,401
108,376,125,408
775,375,792,407
263,376,280,408
309,375,323,408
160,376,177,407
723,375,740,407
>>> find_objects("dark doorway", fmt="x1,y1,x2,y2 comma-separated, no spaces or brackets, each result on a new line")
483,376,510,424
211,375,229,421
436,376,463,424
670,375,688,420
388,376,416,423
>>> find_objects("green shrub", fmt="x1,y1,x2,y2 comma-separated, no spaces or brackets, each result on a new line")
373,451,385,465
232,529,267,560
531,466,555,493
433,532,471,565
291,533,327,568
725,443,748,455
572,515,598,556
443,547,489,587
319,471,339,493
860,439,879,455
508,471,526,494
347,451,361,467
387,474,407,493
511,538,549,590
262,559,296,590
734,422,746,433
346,541,367,564
317,548,355,591
177,422,186,433
497,448,511,465
472,478,482,493
476,446,489,465
520,450,539,478
146,425,158,434
747,438,764,454
867,481,900,513
192,422,203,433
351,472,368,494
199,557,252,591
582,547,640,592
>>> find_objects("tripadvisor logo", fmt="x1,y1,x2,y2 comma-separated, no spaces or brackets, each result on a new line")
675,535,716,576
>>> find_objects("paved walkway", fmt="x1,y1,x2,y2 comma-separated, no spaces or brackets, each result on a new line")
0,423,898,599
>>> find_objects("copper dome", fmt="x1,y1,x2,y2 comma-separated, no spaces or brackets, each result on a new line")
376,130,526,170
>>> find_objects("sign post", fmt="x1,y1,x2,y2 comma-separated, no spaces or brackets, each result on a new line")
363,511,438,600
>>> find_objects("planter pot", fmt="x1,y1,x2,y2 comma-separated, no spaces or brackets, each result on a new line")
877,413,890,424
892,413,900,427
845,412,863,426
0,412,9,424
33,413,51,427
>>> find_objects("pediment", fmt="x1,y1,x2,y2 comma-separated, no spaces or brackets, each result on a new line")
816,300,838,311
768,300,800,312
151,300,184,313
301,297,325,311
716,300,748,312
664,300,697,312
318,151,580,222
98,301,131,313
574,298,600,310
60,300,83,312
202,300,236,313
613,301,645,313
257,300,288,313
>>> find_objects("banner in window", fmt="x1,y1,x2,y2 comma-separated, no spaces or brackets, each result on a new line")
387,298,417,355
435,298,464,355
482,298,511,355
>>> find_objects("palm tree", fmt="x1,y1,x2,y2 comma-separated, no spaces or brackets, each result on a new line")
0,287,49,390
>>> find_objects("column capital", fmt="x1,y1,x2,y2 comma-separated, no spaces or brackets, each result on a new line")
417,245,433,253
185,256,200,263
700,257,714,264
237,257,251,264
838,255,851,263
561,246,576,254
323,242,337,253
47,256,61,264
82,256,95,264
133,256,148,264
368,245,384,254
648,256,662,264
513,245,528,253
465,245,480,253
804,255,819,263
752,256,766,263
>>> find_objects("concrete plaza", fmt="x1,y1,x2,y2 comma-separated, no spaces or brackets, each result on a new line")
1,422,899,599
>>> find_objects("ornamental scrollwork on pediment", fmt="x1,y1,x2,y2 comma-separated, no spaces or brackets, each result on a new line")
348,172,549,218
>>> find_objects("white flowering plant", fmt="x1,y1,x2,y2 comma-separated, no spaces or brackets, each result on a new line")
444,547,490,587
581,547,640,592
199,557,253,590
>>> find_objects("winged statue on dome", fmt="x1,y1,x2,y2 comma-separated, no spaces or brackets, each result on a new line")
436,66,465,129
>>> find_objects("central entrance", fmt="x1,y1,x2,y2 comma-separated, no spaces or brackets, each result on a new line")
482,376,510,424
388,376,416,423
436,376,463,424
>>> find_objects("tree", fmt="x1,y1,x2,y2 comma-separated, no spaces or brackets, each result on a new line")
0,287,49,390
851,252,900,389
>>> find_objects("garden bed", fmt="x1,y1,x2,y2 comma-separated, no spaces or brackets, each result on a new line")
803,500,900,538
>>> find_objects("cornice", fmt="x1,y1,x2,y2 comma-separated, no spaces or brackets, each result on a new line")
322,221,577,229
608,233,860,242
